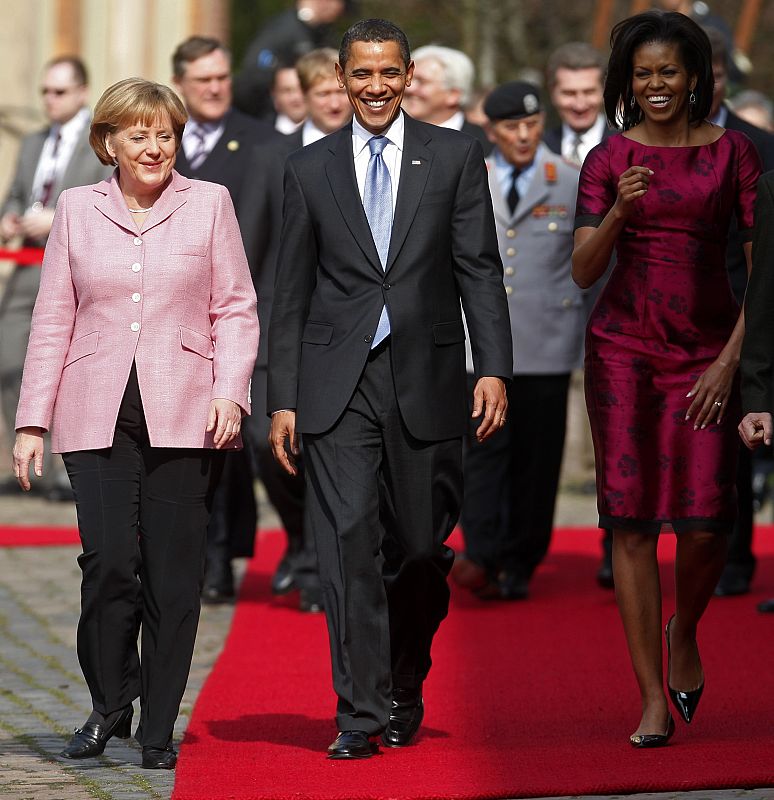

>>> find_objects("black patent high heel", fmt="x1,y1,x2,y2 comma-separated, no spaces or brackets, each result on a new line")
60,704,133,759
665,614,704,724
630,713,675,748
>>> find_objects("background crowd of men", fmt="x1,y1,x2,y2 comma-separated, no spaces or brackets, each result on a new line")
2,0,774,612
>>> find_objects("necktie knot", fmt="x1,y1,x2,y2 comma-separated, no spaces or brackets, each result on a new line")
368,136,389,156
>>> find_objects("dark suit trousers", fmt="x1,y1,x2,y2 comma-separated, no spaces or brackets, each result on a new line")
62,364,222,748
461,374,570,579
303,342,461,734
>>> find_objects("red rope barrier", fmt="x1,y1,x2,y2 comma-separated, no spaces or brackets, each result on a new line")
0,248,45,265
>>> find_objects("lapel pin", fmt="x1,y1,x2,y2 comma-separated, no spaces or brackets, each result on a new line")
227,140,239,151
411,160,421,165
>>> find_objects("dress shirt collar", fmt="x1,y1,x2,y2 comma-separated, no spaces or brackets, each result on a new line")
352,110,405,156
56,106,89,144
437,110,465,130
711,104,728,128
301,119,328,146
493,146,538,200
275,113,303,135
561,114,606,152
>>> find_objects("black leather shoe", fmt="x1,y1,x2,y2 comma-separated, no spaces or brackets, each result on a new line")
327,730,376,759
201,584,236,604
630,714,675,748
60,705,133,759
299,586,324,613
715,563,752,596
497,572,529,601
271,558,296,595
757,597,774,613
381,688,424,747
665,615,704,724
142,744,177,769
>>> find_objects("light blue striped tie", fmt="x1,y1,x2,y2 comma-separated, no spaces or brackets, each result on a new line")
363,136,392,348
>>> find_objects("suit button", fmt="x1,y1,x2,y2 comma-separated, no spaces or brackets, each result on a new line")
548,222,558,232
131,262,142,272
506,247,516,257
133,237,143,246
130,322,140,332
506,229,516,238
364,334,373,343
562,297,572,308
383,282,391,290
132,293,141,302
505,286,513,296
505,267,514,276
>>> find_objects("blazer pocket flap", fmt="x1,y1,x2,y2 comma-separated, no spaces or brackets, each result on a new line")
301,321,333,345
433,320,465,345
180,326,215,359
64,331,99,367
171,244,208,257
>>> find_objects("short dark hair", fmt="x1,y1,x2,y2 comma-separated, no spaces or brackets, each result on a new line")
546,42,606,90
339,19,411,70
172,36,231,79
604,10,713,131
704,26,728,69
45,55,88,87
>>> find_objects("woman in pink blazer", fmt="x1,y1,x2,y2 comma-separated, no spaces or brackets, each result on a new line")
12,78,259,769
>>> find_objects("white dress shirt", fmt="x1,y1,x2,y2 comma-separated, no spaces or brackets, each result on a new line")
561,114,607,166
275,113,303,135
301,119,328,146
351,111,404,212
437,110,465,131
182,118,226,162
30,107,90,208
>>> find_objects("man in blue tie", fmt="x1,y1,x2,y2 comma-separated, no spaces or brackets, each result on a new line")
268,19,512,759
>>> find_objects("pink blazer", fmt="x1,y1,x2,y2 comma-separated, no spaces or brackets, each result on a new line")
15,170,259,453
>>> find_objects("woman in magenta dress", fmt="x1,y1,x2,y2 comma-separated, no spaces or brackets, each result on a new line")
572,11,761,747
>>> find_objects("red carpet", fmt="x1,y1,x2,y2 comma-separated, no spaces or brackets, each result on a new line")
0,525,80,546
172,526,774,800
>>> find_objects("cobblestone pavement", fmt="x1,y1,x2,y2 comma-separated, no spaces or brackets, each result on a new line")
1,485,773,800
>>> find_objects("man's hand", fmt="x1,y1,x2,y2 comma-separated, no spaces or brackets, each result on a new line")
269,410,299,475
739,411,773,450
471,377,508,442
0,212,21,242
12,427,45,491
19,208,55,240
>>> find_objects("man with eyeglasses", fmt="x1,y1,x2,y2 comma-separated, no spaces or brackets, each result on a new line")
0,55,109,497
268,18,510,759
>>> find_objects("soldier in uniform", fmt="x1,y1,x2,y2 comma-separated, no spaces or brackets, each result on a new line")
453,82,585,600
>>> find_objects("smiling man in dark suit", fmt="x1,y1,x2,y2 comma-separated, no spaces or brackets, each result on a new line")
268,18,511,760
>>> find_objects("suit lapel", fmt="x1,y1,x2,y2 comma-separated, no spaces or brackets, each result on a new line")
324,126,383,274
385,115,432,272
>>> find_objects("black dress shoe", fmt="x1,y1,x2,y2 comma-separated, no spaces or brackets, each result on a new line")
201,584,236,604
630,714,675,748
497,572,529,601
381,688,424,747
271,558,296,595
327,730,376,759
299,586,324,613
665,615,704,724
715,563,752,596
142,744,177,769
60,705,133,759
757,597,774,613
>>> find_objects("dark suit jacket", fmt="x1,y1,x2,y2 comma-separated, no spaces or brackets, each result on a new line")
724,111,774,303
542,121,614,159
175,108,278,214
268,115,512,441
461,120,493,156
741,170,774,413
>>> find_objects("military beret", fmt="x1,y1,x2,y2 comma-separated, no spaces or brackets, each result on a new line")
484,81,543,120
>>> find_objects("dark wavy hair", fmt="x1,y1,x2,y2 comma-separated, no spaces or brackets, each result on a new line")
603,10,713,131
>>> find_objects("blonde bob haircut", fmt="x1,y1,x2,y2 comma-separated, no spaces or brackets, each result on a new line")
296,48,340,93
90,77,188,166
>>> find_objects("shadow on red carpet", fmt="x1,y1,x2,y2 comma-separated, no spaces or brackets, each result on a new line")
168,526,774,800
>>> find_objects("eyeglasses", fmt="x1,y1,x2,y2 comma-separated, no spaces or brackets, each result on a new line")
40,86,81,96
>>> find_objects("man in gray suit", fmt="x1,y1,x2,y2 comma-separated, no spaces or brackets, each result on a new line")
453,82,584,601
0,56,109,493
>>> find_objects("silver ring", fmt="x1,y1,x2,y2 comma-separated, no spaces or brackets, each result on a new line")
714,400,722,407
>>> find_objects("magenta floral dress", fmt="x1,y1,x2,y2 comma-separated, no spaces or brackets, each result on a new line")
576,130,761,533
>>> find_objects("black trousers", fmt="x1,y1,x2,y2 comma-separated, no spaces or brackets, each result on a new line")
461,373,570,580
62,364,222,747
303,342,462,734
